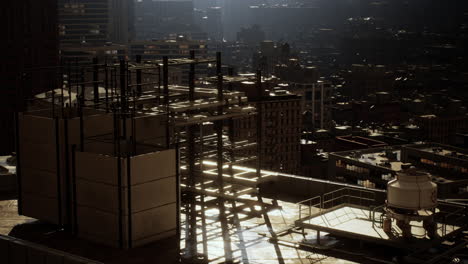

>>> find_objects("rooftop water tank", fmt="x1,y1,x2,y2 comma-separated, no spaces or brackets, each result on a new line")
387,169,437,211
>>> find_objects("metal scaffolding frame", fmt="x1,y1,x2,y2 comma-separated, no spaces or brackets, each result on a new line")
16,51,283,263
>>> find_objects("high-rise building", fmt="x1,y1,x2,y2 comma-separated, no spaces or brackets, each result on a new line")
59,0,108,44
58,0,130,62
221,0,252,41
206,7,223,41
58,0,130,44
1,0,59,154
134,0,195,41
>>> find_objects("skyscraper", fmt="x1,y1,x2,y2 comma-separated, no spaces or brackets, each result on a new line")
221,0,252,41
58,0,130,45
134,0,195,40
57,0,131,63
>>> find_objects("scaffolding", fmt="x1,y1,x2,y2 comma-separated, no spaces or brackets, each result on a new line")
16,51,282,263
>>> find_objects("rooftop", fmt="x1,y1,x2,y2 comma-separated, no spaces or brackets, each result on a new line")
1,162,467,263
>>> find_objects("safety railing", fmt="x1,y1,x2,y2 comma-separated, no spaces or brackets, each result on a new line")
435,202,467,237
297,195,321,221
297,187,377,223
370,204,386,228
322,187,376,209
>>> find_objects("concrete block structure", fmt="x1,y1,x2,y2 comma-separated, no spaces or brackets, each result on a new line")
17,109,113,226
75,145,177,248
17,107,178,249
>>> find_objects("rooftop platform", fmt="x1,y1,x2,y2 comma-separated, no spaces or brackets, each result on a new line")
295,204,461,250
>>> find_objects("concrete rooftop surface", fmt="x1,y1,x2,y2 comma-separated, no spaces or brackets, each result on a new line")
0,193,398,264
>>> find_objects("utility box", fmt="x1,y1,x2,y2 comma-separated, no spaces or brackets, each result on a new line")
74,142,178,248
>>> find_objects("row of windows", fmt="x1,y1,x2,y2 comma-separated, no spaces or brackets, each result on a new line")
336,160,370,175
420,158,468,173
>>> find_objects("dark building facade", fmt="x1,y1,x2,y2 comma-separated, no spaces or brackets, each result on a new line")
1,0,59,154
232,88,303,174
134,0,195,40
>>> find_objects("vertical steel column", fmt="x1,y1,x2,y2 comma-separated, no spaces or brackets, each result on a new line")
198,125,208,258
175,143,181,261
120,60,127,139
59,60,65,115
127,155,132,249
14,111,22,215
320,82,324,129
256,70,263,180
158,65,161,103
228,118,234,178
79,100,84,152
163,57,170,148
312,83,316,129
136,55,142,96
67,61,72,108
187,50,197,257
116,122,124,249
54,118,63,227
189,50,195,101
228,67,234,91
80,67,85,107
216,52,233,263
93,57,99,105
104,60,109,112
216,52,224,190
64,118,71,231
71,144,78,235
120,59,127,108
51,89,56,118
163,57,169,105
187,125,197,257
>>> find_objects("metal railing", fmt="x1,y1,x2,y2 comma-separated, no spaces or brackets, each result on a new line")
322,187,376,209
297,187,377,222
297,195,321,221
370,204,386,228
435,202,467,237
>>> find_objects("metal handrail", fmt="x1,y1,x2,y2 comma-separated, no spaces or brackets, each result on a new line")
297,195,321,220
435,204,467,236
322,187,376,209
296,187,378,225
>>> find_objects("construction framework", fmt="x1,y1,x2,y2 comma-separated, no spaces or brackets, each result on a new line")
15,51,282,263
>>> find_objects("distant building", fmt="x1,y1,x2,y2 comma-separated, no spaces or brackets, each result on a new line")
237,25,265,45
253,41,292,76
344,64,394,100
416,114,468,145
130,38,208,84
206,7,223,41
275,62,333,130
221,0,252,41
58,0,130,45
232,83,302,174
60,43,128,63
134,0,195,41
129,39,207,60
57,0,131,63
300,132,387,179
328,143,468,198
